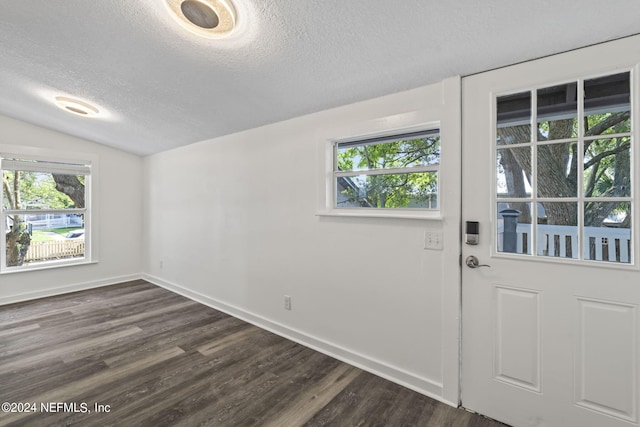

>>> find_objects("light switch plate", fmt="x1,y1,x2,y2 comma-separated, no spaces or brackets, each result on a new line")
424,231,443,250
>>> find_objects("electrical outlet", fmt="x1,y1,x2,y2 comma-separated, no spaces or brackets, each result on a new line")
159,260,164,269
284,295,292,310
424,231,443,250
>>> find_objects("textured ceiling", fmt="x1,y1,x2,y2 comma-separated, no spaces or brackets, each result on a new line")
1,1,640,156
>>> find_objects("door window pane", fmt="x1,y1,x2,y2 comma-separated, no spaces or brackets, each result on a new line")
584,137,631,198
497,92,531,145
537,202,578,259
497,203,532,255
584,72,631,136
536,142,577,198
497,147,532,198
584,202,631,263
537,83,578,141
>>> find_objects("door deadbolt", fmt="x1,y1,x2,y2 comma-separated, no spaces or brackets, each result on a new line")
465,221,479,245
465,255,490,269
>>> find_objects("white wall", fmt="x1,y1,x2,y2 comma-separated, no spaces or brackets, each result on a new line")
143,77,461,403
0,115,143,303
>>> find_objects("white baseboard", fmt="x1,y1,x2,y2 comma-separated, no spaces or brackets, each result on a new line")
143,273,454,407
0,274,143,306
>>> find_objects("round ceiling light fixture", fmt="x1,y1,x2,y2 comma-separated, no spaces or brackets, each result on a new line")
54,96,100,117
166,0,237,39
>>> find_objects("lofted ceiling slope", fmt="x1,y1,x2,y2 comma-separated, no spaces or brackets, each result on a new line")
1,0,640,156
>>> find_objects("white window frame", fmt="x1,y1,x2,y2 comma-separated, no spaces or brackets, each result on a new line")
1,147,97,273
317,116,443,220
333,129,440,206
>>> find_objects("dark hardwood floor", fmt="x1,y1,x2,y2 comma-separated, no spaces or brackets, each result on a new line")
0,280,506,426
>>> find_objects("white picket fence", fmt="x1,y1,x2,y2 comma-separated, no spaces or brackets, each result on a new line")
25,240,85,262
27,215,83,230
498,224,631,262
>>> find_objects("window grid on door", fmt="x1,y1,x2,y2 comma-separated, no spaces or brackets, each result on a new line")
495,71,633,264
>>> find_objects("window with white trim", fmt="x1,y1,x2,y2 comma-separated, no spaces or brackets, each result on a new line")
1,154,92,271
333,129,440,210
495,71,633,263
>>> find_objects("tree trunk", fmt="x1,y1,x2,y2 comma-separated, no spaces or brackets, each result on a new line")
498,112,629,227
498,149,531,223
6,223,30,267
52,174,85,208
3,172,31,266
535,119,577,225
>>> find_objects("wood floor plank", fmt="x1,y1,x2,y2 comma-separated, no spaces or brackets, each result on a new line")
0,326,143,372
101,314,238,369
197,323,261,355
102,334,302,426
0,281,508,427
0,322,40,338
260,363,361,427
209,348,344,426
3,359,108,403
0,280,152,323
2,346,185,425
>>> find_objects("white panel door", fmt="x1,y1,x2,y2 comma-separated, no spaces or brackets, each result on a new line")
462,35,640,427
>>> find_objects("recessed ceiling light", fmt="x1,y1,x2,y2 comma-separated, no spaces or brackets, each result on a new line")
55,96,99,117
166,0,236,38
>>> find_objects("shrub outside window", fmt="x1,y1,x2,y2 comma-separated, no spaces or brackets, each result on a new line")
334,130,440,210
1,155,91,272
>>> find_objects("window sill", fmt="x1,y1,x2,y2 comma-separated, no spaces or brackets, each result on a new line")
0,259,98,275
316,209,442,221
